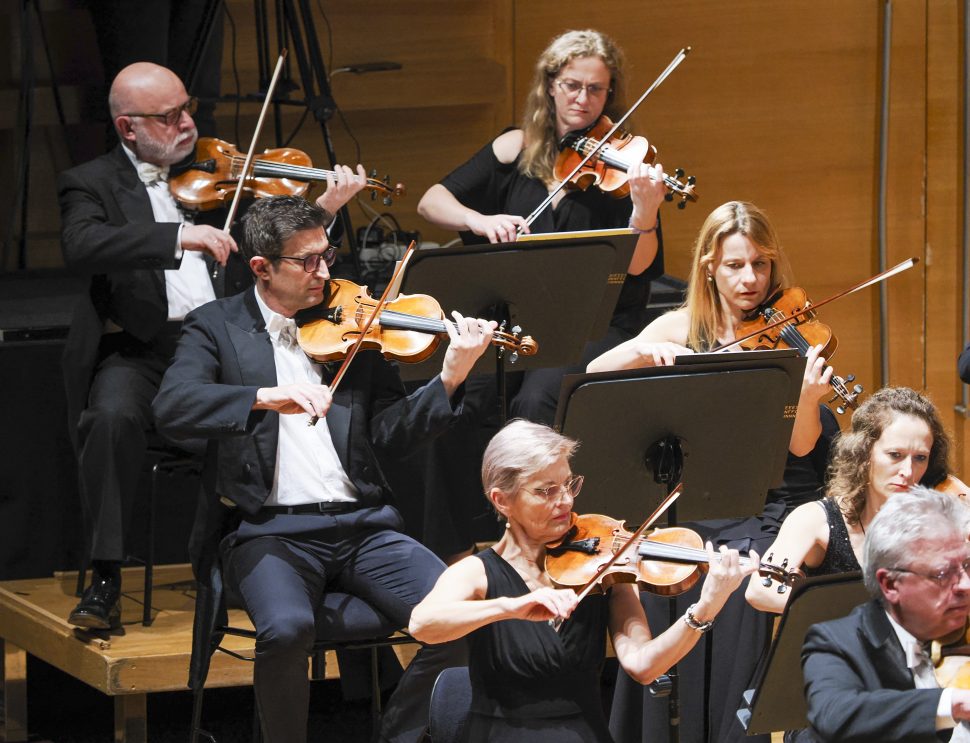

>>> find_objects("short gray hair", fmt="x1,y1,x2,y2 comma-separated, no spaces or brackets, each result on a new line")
481,420,578,518
863,485,969,598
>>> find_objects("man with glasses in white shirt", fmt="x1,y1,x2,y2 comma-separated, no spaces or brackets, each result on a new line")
153,195,496,742
801,486,970,742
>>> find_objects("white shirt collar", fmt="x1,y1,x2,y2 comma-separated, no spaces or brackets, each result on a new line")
885,609,929,670
121,144,170,184
254,285,297,342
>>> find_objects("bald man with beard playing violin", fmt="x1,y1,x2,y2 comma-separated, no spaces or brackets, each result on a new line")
59,61,368,630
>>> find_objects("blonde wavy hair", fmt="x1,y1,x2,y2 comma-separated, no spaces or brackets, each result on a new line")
519,29,627,184
682,201,792,351
827,386,951,527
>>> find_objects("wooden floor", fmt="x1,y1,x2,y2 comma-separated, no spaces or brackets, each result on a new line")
0,564,417,742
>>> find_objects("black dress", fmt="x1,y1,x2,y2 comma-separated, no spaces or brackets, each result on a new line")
804,497,862,576
464,548,613,743
609,406,841,743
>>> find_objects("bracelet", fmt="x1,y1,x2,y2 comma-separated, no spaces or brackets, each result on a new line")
629,217,659,235
683,603,714,633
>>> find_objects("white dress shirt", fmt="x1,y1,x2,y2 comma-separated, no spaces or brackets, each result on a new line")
885,610,961,735
122,145,215,321
254,286,359,506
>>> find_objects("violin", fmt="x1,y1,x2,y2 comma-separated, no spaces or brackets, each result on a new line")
169,137,405,212
554,116,698,208
295,278,538,364
544,513,803,596
733,287,864,415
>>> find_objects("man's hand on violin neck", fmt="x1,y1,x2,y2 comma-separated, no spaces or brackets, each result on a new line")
181,224,238,266
440,312,497,398
315,164,368,215
253,382,333,418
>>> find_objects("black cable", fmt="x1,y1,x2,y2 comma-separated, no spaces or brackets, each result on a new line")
223,2,241,145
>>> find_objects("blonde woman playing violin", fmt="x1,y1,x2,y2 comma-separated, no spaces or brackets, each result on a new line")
410,419,754,743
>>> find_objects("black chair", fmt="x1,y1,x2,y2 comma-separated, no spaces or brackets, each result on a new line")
188,536,417,743
75,439,202,626
428,666,472,743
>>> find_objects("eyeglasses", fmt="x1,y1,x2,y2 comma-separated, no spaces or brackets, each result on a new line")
554,78,611,99
122,97,198,127
523,474,584,503
275,248,338,272
892,557,970,589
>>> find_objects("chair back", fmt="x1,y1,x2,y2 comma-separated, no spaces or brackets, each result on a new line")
428,666,472,743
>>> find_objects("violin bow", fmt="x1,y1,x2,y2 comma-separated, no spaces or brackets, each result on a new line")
212,49,289,279
308,241,417,426
711,257,920,353
520,47,692,233
550,482,683,632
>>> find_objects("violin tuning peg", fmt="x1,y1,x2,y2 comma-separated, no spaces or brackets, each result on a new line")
776,585,788,594
761,577,772,588
369,168,378,178
383,196,392,206
853,384,864,395
664,193,674,202
687,175,696,186
836,405,847,415
846,374,856,383
677,200,687,210
370,191,378,201
767,552,775,562
511,325,522,335
780,558,789,569
510,351,519,364
674,168,684,178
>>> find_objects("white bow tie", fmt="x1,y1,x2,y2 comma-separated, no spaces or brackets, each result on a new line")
269,316,299,347
905,639,930,670
136,161,170,186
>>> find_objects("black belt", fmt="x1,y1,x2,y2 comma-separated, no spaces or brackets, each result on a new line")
260,502,359,515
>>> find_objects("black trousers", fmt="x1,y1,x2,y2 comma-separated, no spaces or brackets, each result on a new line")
75,331,175,563
223,505,465,743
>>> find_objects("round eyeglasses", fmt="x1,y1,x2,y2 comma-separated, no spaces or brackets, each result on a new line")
523,474,584,503
274,247,338,272
122,97,198,127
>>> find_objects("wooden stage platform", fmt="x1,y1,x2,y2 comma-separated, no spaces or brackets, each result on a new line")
0,564,417,742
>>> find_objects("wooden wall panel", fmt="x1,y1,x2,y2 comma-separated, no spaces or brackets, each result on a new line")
217,0,515,246
926,0,968,476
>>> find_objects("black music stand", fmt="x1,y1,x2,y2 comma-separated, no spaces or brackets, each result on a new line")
738,572,867,736
395,233,638,416
553,349,805,742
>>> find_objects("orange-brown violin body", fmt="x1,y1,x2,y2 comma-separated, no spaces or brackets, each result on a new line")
544,513,706,597
553,116,698,207
295,279,538,364
169,137,405,212
734,287,863,414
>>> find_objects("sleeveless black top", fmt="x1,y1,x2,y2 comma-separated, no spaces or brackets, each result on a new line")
464,547,613,742
439,135,664,336
805,497,862,577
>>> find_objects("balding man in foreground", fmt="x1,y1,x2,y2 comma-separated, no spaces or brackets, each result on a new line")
801,487,970,742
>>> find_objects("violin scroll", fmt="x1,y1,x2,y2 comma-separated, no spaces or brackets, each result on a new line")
664,168,698,210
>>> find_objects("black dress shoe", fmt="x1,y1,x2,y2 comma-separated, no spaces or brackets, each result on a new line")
69,573,121,630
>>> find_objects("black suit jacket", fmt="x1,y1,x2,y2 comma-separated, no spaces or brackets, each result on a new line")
152,287,466,687
57,144,250,447
802,599,948,742
152,286,466,518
